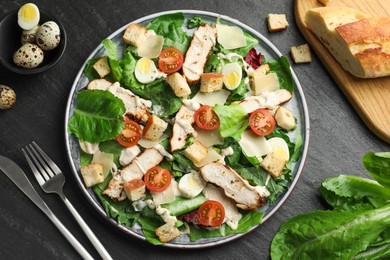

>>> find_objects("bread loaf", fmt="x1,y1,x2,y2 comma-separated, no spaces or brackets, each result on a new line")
305,7,390,78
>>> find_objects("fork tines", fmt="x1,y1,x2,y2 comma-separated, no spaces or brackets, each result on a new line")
22,142,60,185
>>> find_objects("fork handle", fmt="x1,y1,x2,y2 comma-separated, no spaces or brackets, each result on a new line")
60,195,113,260
46,212,94,260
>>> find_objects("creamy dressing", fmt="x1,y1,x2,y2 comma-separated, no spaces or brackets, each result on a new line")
219,146,234,163
175,116,197,137
154,143,173,160
79,140,100,154
156,205,177,225
255,185,270,198
182,98,201,111
132,200,147,212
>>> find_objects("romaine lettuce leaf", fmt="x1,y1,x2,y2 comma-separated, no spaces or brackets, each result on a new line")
363,152,390,189
267,56,294,93
102,39,123,82
188,210,263,241
146,12,190,54
67,90,125,143
121,49,182,117
214,103,249,141
271,204,390,260
319,175,390,211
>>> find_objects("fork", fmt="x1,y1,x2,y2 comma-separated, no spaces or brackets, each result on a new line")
22,142,113,260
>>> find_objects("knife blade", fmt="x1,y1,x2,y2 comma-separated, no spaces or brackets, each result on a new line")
0,155,94,260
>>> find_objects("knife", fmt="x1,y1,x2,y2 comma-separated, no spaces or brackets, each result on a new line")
0,155,94,260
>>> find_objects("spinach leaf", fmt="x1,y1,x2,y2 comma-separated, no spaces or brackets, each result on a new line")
146,12,190,54
67,90,125,143
319,175,390,211
363,152,390,189
271,204,390,260
213,103,249,141
267,56,294,93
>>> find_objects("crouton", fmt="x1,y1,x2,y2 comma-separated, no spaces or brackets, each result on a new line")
92,56,111,78
248,64,279,96
123,178,146,201
123,23,155,47
261,150,287,178
184,141,208,163
267,14,289,32
290,44,312,64
317,0,331,5
200,72,224,93
166,72,191,98
143,115,168,141
155,222,181,243
275,106,296,131
80,162,105,187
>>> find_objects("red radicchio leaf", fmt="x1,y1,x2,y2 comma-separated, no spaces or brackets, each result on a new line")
178,210,200,225
244,48,262,69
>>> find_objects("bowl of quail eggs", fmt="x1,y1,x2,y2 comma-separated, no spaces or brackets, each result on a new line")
0,3,67,74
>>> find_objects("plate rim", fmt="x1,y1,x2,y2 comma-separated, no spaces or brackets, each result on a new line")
64,9,310,249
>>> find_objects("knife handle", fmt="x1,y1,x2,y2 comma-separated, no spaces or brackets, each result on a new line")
44,210,95,260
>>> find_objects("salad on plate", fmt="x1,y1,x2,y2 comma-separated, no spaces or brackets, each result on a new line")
66,12,304,245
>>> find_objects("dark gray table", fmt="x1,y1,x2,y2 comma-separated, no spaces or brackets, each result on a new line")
1,0,389,259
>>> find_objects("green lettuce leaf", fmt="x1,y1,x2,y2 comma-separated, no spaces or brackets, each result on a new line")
319,175,390,211
93,176,140,228
217,31,259,57
102,39,123,82
363,152,390,189
188,210,263,241
187,16,204,29
83,57,100,81
138,216,165,245
214,103,249,141
267,56,293,93
67,90,125,143
121,49,182,117
146,12,190,54
271,204,390,260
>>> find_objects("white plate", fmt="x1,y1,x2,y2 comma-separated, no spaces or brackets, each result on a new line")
64,10,310,248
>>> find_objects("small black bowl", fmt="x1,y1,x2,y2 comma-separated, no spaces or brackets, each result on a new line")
0,8,67,75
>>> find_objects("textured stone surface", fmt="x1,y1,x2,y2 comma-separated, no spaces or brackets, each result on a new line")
1,0,390,259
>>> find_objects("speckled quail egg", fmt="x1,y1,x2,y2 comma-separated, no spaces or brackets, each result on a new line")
21,25,40,44
0,85,16,110
36,21,61,51
13,43,44,68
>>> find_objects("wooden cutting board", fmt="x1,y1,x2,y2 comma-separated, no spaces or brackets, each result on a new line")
294,0,390,143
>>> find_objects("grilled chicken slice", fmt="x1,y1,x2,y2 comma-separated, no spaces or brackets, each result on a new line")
200,162,266,210
239,89,292,114
170,106,196,152
182,24,217,85
87,79,151,124
103,148,164,200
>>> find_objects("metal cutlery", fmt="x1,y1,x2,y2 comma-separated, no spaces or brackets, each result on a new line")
22,142,113,260
0,155,94,260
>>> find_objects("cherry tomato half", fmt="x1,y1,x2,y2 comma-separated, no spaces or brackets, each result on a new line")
158,48,184,74
144,166,172,192
116,120,141,147
249,108,276,136
197,200,225,227
194,105,220,130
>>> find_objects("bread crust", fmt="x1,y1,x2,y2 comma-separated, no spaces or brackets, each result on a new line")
305,7,390,78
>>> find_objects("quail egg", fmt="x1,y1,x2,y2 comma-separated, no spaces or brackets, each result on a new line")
21,25,40,44
222,62,242,90
13,43,44,68
0,85,16,110
134,58,158,84
17,3,40,30
36,21,61,51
